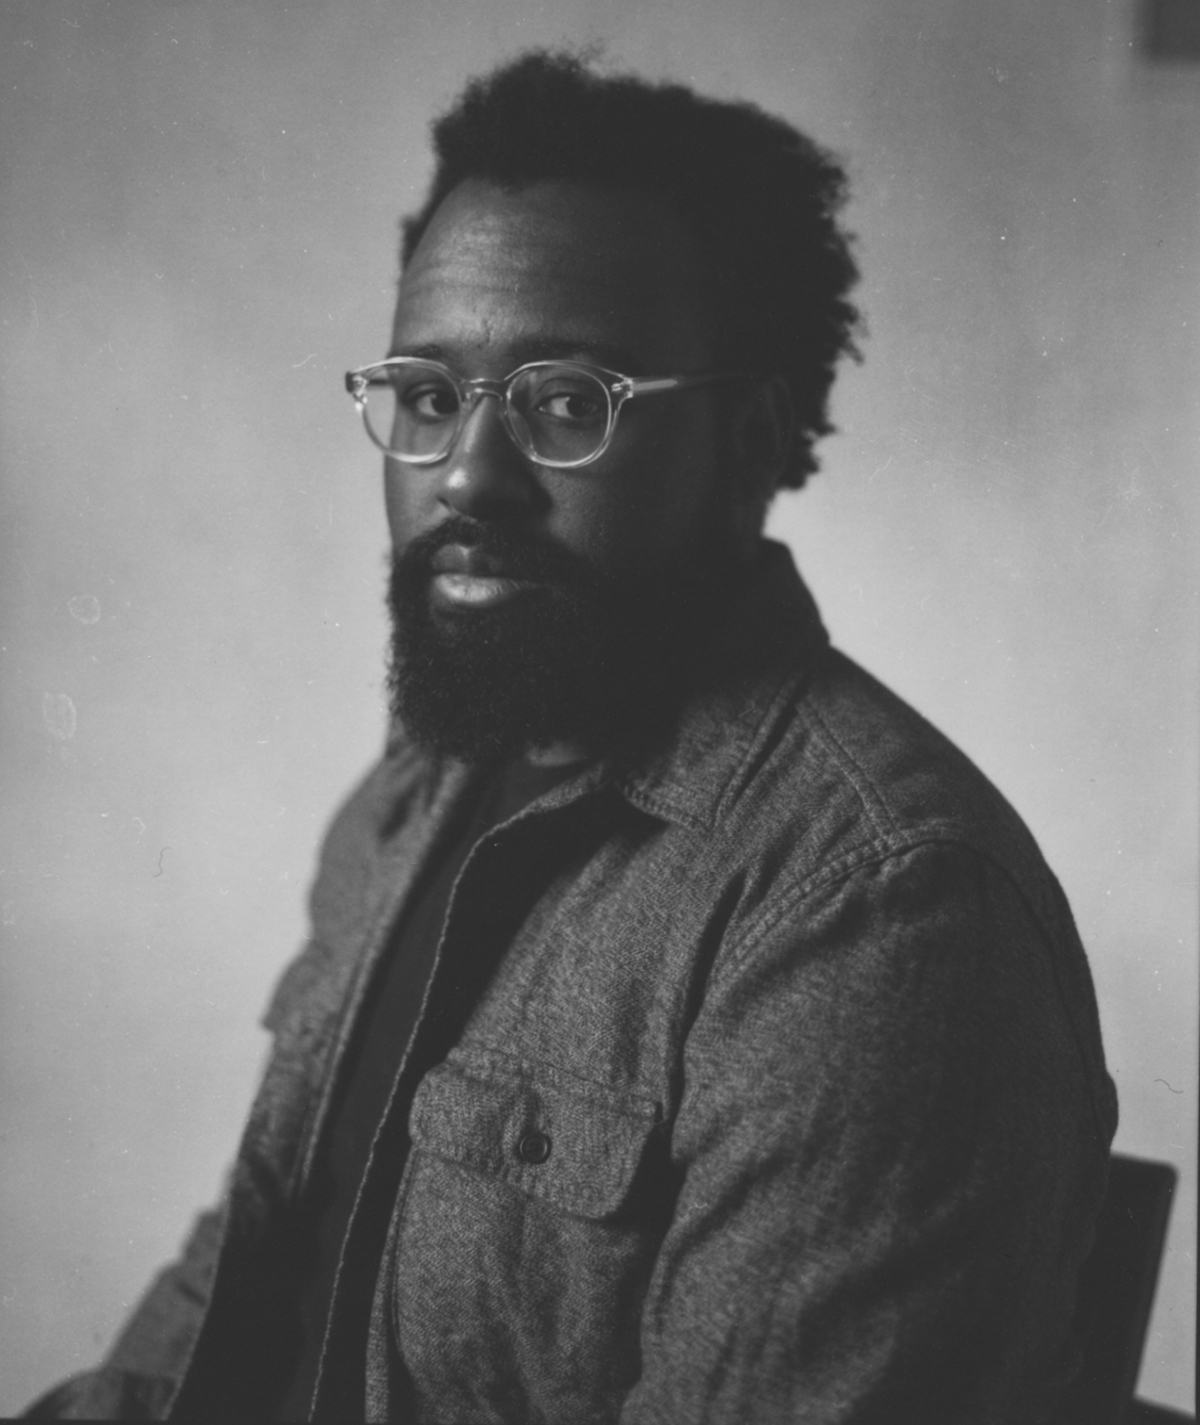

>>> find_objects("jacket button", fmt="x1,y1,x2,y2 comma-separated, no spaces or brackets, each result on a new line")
518,1130,551,1165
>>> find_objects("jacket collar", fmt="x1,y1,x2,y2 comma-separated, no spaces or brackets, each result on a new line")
611,539,828,831
384,539,829,835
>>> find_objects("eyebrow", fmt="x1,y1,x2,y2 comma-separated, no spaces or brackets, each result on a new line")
384,337,643,372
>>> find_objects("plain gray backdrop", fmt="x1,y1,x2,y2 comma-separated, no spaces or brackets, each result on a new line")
1,0,1195,1413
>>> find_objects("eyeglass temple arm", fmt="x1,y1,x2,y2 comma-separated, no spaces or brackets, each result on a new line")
623,372,753,399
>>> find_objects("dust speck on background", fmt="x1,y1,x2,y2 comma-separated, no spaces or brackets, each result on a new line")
67,595,101,624
42,693,77,740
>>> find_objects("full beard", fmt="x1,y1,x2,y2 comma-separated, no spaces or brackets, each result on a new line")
387,516,738,765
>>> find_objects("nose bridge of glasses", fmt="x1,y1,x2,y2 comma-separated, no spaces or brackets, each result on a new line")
457,374,553,464
448,377,528,464
459,375,509,408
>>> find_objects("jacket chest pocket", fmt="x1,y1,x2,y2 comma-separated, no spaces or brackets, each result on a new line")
388,1052,664,1420
406,1050,661,1218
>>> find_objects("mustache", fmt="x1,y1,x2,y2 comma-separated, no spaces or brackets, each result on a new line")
394,516,596,589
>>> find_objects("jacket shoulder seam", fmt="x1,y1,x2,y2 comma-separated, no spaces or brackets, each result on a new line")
792,691,903,842
716,831,1117,1151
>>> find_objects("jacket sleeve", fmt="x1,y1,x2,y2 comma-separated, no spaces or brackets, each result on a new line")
21,1204,226,1420
619,839,1116,1425
22,923,326,1421
19,757,400,1422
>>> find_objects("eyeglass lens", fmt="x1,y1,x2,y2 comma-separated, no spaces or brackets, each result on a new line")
360,362,613,465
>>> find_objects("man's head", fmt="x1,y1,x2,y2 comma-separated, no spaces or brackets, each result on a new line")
400,50,861,492
379,51,860,763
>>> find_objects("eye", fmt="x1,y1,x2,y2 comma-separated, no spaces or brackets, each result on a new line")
530,378,606,425
542,391,602,422
399,379,459,422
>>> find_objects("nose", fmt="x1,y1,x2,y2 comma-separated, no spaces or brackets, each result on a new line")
436,391,543,521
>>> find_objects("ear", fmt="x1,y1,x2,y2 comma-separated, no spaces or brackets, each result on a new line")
728,375,794,525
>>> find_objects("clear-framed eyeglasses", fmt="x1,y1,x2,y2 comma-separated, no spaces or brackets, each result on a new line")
344,356,744,470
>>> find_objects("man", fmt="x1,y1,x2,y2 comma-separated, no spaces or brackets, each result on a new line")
29,50,1116,1424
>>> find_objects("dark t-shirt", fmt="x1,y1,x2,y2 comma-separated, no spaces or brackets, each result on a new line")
273,757,578,1420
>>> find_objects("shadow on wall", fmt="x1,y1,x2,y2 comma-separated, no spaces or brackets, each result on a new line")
1139,0,1200,61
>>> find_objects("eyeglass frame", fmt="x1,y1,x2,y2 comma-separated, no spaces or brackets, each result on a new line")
344,356,751,470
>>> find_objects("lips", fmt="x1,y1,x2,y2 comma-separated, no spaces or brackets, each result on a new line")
431,544,535,580
429,542,545,610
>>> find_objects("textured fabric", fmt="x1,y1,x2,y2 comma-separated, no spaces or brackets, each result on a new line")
275,757,579,1418
33,541,1117,1424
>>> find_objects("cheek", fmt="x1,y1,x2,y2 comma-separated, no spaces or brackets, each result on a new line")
553,446,724,583
383,463,430,550
597,411,726,567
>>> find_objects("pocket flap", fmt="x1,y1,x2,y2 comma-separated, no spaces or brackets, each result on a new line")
409,1054,660,1219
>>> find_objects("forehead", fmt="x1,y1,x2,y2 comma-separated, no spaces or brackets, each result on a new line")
391,179,715,372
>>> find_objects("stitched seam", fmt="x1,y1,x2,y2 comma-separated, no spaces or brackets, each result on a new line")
712,665,809,824
410,1077,653,1216
714,832,944,986
716,834,1117,1148
433,1049,660,1122
799,695,903,841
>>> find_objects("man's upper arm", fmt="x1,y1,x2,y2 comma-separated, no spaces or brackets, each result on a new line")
621,839,1113,1425
22,1204,226,1419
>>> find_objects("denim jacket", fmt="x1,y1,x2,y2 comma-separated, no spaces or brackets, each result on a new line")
37,542,1117,1423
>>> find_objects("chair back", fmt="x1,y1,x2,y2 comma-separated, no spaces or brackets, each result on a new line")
1056,1153,1177,1425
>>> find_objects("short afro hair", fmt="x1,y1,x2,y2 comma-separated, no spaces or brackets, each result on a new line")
401,50,862,490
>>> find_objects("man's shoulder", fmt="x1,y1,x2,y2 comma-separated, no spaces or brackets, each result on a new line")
714,644,1062,918
797,648,1029,843
621,543,1053,905
698,643,1116,1149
